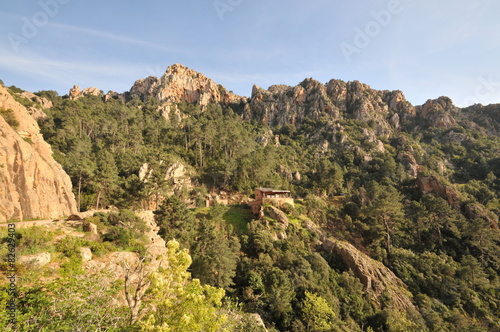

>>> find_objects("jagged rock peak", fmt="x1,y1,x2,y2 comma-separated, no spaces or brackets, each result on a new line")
69,85,102,100
416,96,458,128
130,63,248,107
247,76,416,130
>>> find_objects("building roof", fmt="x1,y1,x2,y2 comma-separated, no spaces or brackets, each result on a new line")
255,188,290,194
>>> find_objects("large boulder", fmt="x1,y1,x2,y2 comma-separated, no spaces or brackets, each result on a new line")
80,247,93,262
19,252,51,268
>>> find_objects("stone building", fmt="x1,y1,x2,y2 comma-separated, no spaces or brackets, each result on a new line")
250,188,294,214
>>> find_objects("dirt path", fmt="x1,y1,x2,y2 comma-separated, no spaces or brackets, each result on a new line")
0,219,57,228
0,209,113,229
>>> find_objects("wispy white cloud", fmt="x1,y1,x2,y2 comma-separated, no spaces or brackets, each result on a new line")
0,10,186,55
0,49,148,92
48,22,192,55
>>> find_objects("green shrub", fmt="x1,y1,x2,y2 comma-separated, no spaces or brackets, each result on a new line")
87,241,117,257
9,227,54,255
23,137,34,145
60,258,84,276
103,226,133,247
281,203,300,218
0,108,19,129
8,85,23,94
56,236,84,259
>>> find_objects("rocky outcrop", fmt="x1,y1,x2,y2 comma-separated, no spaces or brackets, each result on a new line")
246,78,416,135
298,216,418,314
416,170,461,210
321,238,417,312
69,85,102,100
83,220,98,234
104,90,126,102
246,80,341,127
139,160,195,209
0,84,77,222
463,202,499,228
165,161,193,190
68,85,81,100
80,247,93,261
416,97,458,128
139,160,194,193
19,252,51,267
130,64,248,108
461,103,500,136
136,210,168,262
20,91,53,109
266,206,289,228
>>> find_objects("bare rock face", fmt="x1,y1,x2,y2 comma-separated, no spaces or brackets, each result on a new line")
463,202,498,227
165,161,193,190
26,106,48,121
417,97,458,128
82,87,102,97
69,85,102,100
299,216,418,315
247,80,341,127
69,85,81,100
19,252,51,267
20,91,53,109
80,247,93,261
416,170,461,210
247,77,415,137
139,160,193,192
136,210,168,263
0,84,77,222
461,103,500,136
130,63,248,108
104,90,126,102
139,160,195,209
322,238,417,312
83,221,99,234
266,206,289,228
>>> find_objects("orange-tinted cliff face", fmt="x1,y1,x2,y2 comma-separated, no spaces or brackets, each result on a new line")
0,84,77,222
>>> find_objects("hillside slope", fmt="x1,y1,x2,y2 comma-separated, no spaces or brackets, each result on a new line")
2,64,499,331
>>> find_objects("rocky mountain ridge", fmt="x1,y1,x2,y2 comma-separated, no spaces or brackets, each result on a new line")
68,63,500,138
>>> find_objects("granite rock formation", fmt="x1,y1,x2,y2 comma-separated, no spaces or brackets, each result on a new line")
130,63,248,108
0,84,77,222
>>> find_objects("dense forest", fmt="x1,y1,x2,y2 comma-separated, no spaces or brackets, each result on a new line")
1,78,500,331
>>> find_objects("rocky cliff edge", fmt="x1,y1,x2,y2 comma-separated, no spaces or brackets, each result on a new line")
0,84,77,222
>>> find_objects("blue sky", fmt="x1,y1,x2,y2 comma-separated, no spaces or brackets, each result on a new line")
1,0,499,107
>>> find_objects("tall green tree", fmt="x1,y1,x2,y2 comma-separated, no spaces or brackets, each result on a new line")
420,195,463,251
364,183,405,255
191,213,241,291
93,149,120,209
153,195,195,248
